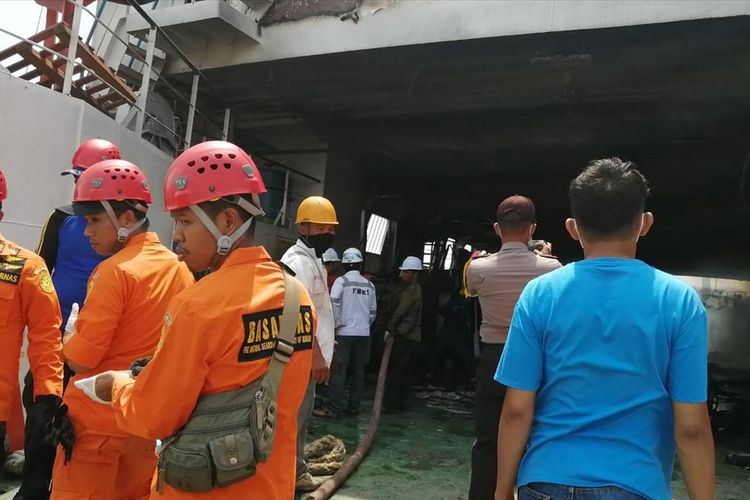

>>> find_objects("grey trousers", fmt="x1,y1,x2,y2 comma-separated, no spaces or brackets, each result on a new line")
296,379,316,477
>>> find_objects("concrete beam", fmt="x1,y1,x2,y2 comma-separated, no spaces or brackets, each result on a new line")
168,0,750,73
126,0,260,51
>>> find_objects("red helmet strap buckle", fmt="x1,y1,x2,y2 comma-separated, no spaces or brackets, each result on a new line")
101,200,147,243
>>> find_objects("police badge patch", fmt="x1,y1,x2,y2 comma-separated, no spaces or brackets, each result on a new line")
39,269,54,294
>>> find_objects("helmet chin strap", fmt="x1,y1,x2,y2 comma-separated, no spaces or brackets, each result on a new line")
189,195,265,256
101,200,148,244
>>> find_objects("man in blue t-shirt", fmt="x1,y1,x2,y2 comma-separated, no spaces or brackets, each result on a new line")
495,158,714,500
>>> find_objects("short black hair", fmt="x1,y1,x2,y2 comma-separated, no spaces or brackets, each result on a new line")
74,200,150,230
569,157,650,239
344,262,362,272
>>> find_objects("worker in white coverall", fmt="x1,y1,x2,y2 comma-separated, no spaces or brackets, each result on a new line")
281,196,337,492
326,248,377,417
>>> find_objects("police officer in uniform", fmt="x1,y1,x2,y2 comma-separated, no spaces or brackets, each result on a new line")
464,195,561,500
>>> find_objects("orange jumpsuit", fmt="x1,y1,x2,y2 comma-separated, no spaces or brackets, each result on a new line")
0,234,63,421
51,232,194,500
111,246,315,499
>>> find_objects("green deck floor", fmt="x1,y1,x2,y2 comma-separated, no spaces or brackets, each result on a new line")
302,387,750,500
0,388,747,499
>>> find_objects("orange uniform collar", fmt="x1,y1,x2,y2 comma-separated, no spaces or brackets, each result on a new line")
122,231,160,249
219,246,273,269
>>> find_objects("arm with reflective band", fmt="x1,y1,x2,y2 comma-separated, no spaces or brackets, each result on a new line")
35,210,66,273
112,302,211,440
21,259,64,397
64,266,126,370
369,281,377,325
330,277,344,329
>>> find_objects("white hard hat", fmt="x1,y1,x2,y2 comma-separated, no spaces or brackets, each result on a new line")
322,248,340,263
399,256,423,271
341,247,364,264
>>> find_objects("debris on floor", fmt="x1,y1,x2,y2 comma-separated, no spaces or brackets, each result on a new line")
726,451,750,468
305,434,346,476
413,385,474,415
2,451,23,477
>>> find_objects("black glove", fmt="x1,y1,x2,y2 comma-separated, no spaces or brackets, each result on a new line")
129,357,152,377
46,402,75,465
25,395,60,453
0,421,7,464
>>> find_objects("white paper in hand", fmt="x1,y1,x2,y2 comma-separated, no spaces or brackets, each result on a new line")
74,375,110,405
65,302,79,336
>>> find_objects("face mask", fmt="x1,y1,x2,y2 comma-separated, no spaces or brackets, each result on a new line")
303,233,335,256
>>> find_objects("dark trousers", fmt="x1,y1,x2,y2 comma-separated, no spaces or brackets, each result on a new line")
329,336,371,412
430,327,473,387
469,343,506,500
385,336,419,409
20,366,73,499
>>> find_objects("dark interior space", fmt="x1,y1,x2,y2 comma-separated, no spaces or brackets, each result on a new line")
169,15,750,278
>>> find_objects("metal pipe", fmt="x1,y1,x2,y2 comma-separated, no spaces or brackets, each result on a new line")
254,154,322,184
86,0,107,44
135,26,157,137
305,334,395,500
222,107,231,140
273,168,291,227
62,0,83,95
184,72,200,149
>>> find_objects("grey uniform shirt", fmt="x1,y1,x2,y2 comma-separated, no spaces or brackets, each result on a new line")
465,241,561,344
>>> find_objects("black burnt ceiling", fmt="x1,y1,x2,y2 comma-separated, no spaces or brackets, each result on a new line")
165,16,750,277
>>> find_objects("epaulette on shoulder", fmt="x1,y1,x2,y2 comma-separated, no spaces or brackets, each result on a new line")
470,250,491,260
537,253,559,261
276,261,297,277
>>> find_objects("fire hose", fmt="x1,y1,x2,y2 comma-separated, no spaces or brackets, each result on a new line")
305,333,395,500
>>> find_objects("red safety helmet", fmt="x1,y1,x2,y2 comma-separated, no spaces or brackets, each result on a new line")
165,141,266,255
0,169,7,201
73,159,152,205
63,139,122,176
164,140,266,211
73,160,152,243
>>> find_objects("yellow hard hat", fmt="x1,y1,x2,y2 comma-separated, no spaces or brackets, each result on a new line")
296,196,339,225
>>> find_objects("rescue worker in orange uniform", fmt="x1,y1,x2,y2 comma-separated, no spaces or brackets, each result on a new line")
90,140,316,499
20,138,120,500
0,169,65,500
50,160,194,500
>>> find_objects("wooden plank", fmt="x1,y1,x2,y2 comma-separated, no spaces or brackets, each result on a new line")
98,91,123,104
76,73,98,86
16,45,64,87
85,81,109,94
6,59,32,73
19,69,41,81
0,22,65,62
63,23,136,102
103,97,128,111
